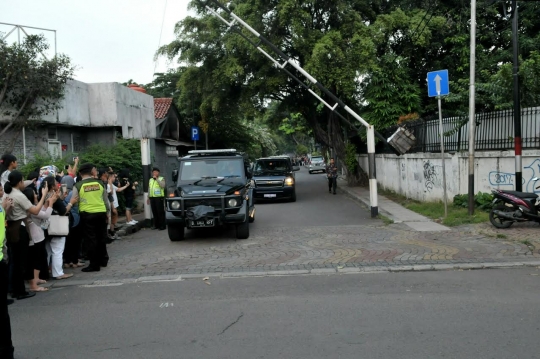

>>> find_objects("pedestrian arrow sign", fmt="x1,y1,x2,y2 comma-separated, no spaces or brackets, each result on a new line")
427,70,450,97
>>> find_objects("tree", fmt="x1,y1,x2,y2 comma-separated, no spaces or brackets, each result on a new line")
0,35,74,152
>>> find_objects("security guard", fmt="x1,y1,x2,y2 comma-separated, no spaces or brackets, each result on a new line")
69,163,110,272
147,167,166,230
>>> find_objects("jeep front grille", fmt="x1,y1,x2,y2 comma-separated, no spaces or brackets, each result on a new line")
255,180,283,188
184,198,223,209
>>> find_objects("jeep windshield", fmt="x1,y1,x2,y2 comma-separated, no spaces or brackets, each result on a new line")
179,159,244,181
254,159,291,175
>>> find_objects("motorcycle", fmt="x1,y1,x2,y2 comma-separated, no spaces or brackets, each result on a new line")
489,177,540,228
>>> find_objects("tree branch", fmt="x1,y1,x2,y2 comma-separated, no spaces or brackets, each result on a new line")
0,73,10,107
0,92,32,138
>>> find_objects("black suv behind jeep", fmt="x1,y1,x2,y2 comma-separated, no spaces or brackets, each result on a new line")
252,157,300,202
166,149,255,241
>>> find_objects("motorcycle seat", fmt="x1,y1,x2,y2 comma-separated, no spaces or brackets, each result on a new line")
503,190,538,199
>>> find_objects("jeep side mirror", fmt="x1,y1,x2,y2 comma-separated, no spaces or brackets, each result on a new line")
172,170,178,182
293,166,300,171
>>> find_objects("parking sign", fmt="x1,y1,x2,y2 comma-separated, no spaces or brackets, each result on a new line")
191,126,200,141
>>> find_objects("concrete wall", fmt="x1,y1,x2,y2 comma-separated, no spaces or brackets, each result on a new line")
358,150,540,201
3,79,155,139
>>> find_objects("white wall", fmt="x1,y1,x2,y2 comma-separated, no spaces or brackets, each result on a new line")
358,150,540,201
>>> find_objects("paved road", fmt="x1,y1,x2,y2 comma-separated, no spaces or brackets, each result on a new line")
11,268,540,359
45,167,539,284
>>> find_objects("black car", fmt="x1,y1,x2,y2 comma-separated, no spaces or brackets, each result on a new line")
166,149,255,241
252,157,300,202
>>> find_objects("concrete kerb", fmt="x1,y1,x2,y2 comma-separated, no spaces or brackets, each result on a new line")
43,260,540,289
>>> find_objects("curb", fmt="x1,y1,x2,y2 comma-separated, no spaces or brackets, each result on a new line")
45,260,540,288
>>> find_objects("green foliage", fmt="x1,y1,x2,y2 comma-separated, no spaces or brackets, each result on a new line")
296,144,308,155
19,139,143,184
453,192,494,212
80,139,143,182
344,143,358,175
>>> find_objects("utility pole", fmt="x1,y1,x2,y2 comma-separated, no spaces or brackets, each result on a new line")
511,0,522,191
468,0,477,215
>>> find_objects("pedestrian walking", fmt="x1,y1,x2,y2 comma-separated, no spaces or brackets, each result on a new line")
68,164,110,272
326,158,338,195
147,167,166,230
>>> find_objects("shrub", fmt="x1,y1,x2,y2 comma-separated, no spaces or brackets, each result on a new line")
453,192,494,212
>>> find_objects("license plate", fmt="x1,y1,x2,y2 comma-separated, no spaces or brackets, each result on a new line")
191,219,214,227
264,194,277,198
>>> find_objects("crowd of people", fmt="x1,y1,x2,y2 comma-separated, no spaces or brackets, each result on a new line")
0,154,140,297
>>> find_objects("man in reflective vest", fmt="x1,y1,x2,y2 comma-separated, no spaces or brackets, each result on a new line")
147,167,166,230
69,163,111,272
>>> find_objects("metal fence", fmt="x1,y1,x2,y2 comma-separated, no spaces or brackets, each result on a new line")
377,107,540,154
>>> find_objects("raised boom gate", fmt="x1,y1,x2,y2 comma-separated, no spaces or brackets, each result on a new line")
198,0,385,217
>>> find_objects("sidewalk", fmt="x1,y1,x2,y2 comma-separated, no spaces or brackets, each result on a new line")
339,183,450,232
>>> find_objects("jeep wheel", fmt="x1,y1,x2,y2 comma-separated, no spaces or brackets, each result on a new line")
236,220,249,239
308,171,313,174
290,191,297,202
168,225,185,241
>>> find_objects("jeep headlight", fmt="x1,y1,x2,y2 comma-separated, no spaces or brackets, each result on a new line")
285,177,294,186
227,198,239,207
170,201,180,210
250,179,255,187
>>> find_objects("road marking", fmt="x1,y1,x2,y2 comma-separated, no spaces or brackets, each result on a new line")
160,302,174,308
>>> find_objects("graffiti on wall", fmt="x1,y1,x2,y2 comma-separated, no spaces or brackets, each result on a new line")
423,160,443,192
489,159,540,193
401,163,406,181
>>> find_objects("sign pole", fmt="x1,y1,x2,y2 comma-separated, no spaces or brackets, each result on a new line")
427,69,450,217
468,0,477,214
438,95,448,218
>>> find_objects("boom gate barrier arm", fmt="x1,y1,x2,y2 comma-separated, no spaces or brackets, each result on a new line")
197,0,387,217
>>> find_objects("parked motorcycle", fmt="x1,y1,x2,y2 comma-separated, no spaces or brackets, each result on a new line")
489,177,540,228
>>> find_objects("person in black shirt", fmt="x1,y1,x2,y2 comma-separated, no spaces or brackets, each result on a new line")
118,169,138,225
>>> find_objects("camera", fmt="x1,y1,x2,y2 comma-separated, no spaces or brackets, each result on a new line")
73,156,78,161
64,165,69,170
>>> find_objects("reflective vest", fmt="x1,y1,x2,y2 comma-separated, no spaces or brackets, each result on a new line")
149,177,165,198
75,178,106,213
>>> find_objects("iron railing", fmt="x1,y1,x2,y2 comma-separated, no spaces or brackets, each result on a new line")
376,107,540,154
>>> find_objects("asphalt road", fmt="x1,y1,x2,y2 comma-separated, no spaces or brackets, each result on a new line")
250,167,377,228
10,268,540,359
182,166,379,241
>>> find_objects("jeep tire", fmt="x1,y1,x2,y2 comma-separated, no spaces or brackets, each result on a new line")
236,220,249,239
168,225,185,241
290,190,297,202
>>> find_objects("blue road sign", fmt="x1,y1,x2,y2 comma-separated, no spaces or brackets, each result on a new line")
191,126,200,141
427,69,450,97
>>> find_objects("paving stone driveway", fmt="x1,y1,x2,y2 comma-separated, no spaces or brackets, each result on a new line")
68,219,540,282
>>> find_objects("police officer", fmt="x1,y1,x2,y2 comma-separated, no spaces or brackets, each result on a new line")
147,167,166,230
68,163,110,272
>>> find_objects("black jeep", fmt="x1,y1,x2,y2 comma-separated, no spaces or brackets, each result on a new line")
166,149,255,241
251,156,300,202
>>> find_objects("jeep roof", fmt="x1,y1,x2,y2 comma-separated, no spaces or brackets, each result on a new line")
182,149,247,160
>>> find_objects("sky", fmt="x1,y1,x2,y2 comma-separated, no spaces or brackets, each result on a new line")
0,0,191,85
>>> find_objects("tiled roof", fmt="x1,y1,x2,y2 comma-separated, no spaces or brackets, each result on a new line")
154,98,173,120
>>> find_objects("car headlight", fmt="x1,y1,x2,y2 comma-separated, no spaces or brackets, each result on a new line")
285,177,294,186
170,201,180,210
227,198,239,207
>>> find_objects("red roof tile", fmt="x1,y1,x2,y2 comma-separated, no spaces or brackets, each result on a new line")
154,98,173,120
